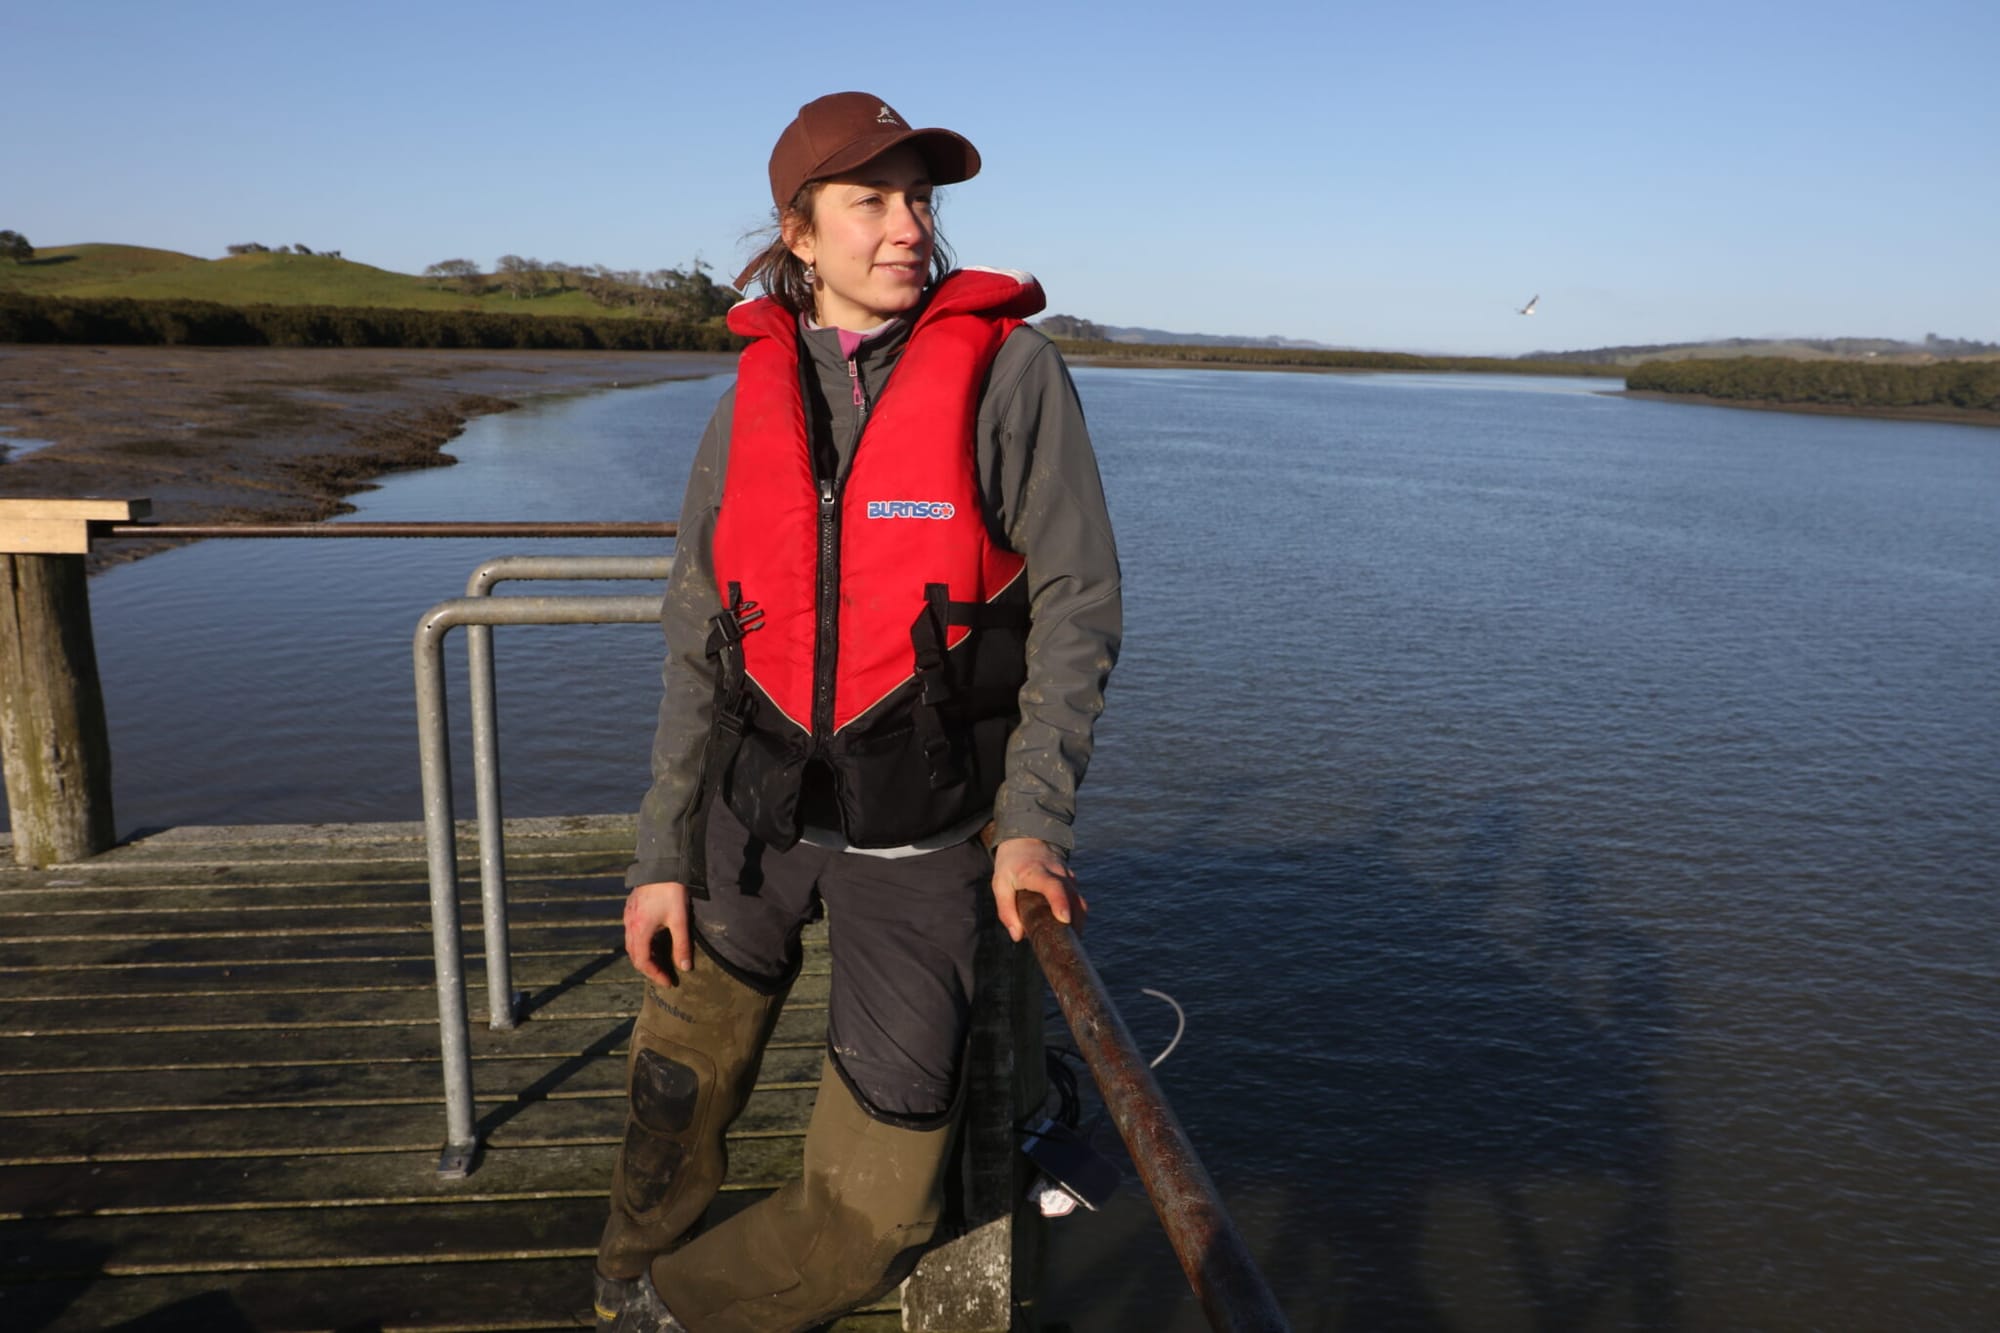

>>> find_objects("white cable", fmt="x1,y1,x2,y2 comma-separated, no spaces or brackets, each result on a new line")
1140,988,1185,1068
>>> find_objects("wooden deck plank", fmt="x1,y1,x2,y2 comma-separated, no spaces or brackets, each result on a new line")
28,852,628,882
0,950,629,996
1,1043,826,1116
0,880,632,912
0,917,618,950
0,929,611,971
0,896,616,928
0,817,1025,1330
0,973,830,1033
0,1139,812,1220
43,816,635,860
0,1087,817,1160
0,881,626,926
2,838,631,872
0,908,826,956
9,1258,898,1333
6,1195,618,1272
0,948,830,993
0,1007,832,1073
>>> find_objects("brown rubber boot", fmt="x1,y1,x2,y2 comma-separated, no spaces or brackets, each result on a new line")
596,1267,690,1332
596,953,791,1283
650,1057,958,1333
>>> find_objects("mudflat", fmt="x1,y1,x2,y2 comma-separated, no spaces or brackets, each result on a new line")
0,344,736,566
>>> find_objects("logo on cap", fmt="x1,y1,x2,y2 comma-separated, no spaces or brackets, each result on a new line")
876,104,902,126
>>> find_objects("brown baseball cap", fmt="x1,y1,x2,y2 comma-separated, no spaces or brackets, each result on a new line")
765,92,980,209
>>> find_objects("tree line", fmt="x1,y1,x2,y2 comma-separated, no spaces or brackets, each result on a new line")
1625,357,2000,412
0,293,740,351
422,256,736,320
228,241,343,258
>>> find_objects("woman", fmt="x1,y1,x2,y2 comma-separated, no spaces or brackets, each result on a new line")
594,92,1120,1333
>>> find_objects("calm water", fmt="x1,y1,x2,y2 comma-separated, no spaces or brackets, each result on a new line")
15,369,1999,1330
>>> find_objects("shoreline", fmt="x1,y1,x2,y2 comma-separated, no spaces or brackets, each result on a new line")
1068,353,1378,376
0,345,736,570
1071,353,2000,428
1613,388,2000,429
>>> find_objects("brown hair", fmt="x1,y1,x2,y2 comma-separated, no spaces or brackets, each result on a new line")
736,182,957,319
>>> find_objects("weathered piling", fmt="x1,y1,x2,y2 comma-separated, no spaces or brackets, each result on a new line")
0,499,148,866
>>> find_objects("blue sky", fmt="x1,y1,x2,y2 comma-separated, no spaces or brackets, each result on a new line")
9,0,1996,354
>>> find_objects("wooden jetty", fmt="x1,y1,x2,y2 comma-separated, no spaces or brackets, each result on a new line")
0,499,1284,1331
0,815,1042,1332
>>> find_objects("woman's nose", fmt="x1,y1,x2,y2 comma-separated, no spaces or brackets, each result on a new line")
888,198,928,245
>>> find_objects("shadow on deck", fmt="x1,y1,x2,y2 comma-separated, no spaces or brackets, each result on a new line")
0,816,897,1332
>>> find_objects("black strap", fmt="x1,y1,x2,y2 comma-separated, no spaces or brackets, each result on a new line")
909,584,960,790
939,598,1029,630
705,582,762,721
905,581,1027,791
687,583,762,885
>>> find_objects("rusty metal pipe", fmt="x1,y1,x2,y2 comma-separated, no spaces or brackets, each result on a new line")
102,522,676,539
1016,892,1290,1332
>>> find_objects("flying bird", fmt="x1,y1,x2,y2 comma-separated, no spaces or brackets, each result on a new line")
1517,294,1539,316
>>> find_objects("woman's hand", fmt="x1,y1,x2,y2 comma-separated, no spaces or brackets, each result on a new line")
623,881,691,988
991,837,1087,943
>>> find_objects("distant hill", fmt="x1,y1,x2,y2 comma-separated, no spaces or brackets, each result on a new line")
1036,311,2000,366
0,244,732,321
1527,335,2000,367
1038,313,1334,351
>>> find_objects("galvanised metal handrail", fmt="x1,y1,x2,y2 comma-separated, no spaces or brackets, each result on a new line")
461,555,674,1033
1016,892,1291,1332
104,520,680,1176
413,592,665,1177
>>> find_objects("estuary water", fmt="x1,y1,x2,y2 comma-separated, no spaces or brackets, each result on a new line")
17,367,1999,1330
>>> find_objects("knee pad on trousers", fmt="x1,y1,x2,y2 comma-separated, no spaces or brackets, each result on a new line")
619,1049,706,1213
598,961,789,1281
652,1059,958,1333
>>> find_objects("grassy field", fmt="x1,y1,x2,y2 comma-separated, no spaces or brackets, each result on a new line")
1,244,648,318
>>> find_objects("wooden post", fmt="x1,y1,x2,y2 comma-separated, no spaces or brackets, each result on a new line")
0,499,149,867
902,927,1049,1331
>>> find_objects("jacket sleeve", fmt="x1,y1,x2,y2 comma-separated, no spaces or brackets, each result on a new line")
978,328,1122,852
626,389,733,889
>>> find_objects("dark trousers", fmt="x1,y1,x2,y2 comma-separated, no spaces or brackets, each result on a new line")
695,799,992,1121
598,800,992,1329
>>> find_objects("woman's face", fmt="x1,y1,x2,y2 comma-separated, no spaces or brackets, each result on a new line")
788,145,935,332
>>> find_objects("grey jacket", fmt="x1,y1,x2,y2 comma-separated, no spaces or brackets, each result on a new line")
627,306,1122,889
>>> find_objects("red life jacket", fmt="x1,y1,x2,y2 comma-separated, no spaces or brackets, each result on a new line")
707,268,1047,849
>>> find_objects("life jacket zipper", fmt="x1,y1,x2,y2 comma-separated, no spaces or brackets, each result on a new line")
848,354,873,429
812,475,839,740
811,356,870,742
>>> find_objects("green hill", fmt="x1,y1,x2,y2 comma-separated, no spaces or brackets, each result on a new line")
1529,334,2000,367
1,243,210,291
1,244,680,320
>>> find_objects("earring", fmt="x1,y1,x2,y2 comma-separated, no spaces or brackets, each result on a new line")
803,264,816,283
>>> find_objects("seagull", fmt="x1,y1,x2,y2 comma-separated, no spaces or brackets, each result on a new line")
1517,294,1539,316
